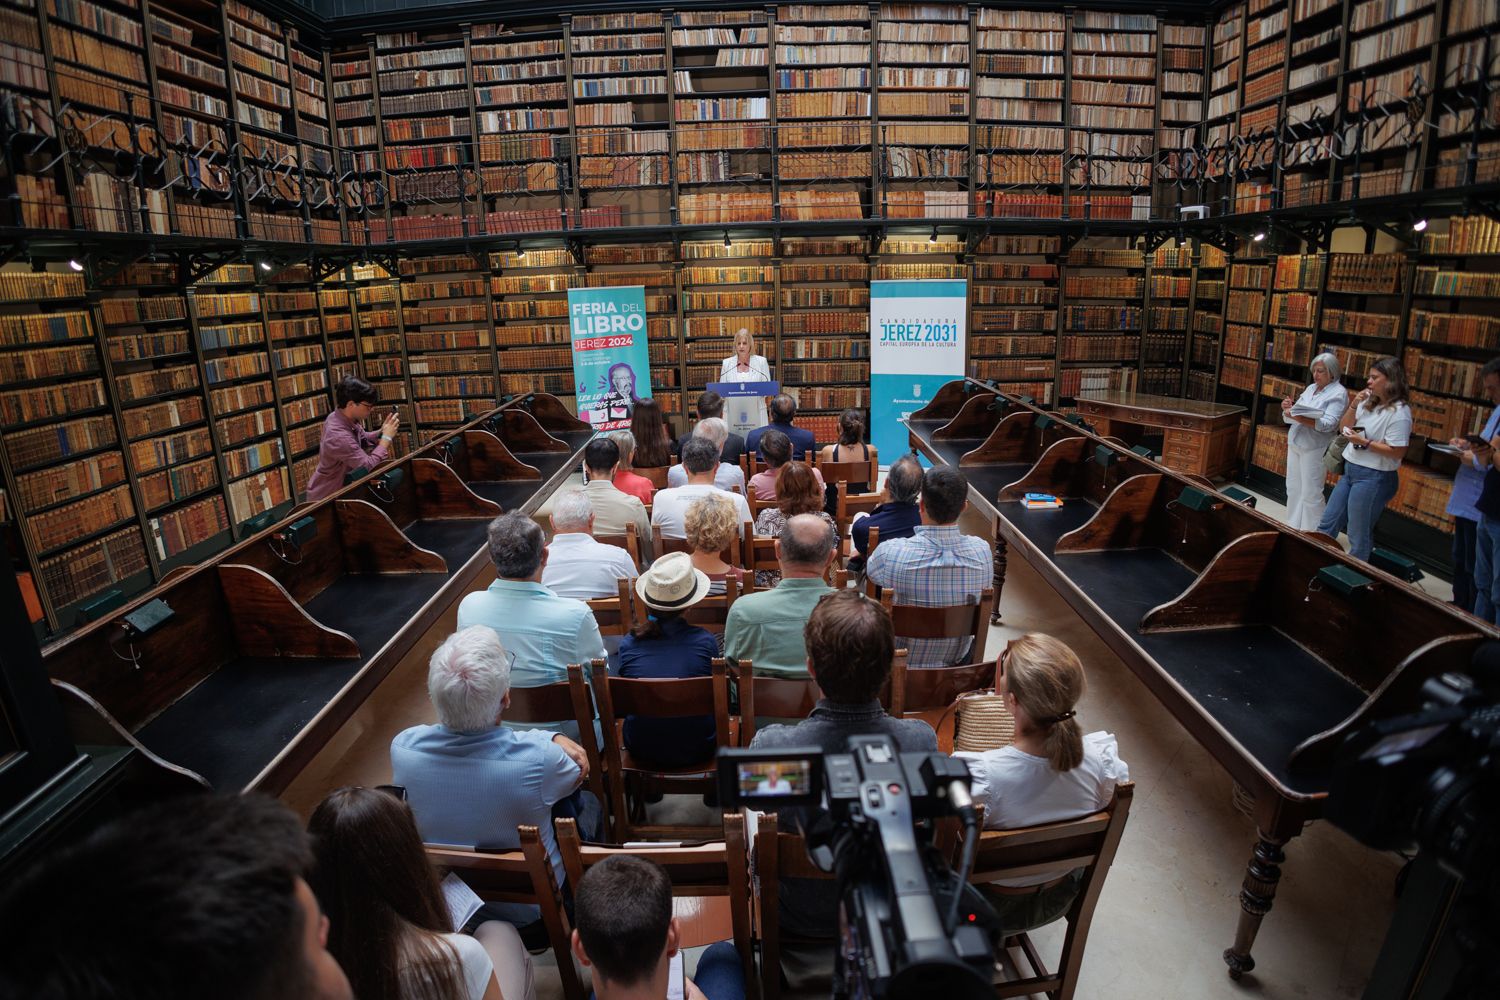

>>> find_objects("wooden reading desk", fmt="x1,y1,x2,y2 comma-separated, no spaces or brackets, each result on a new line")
1073,389,1244,479
42,393,591,796
905,378,1493,982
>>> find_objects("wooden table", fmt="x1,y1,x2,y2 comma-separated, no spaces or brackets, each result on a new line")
1074,390,1244,479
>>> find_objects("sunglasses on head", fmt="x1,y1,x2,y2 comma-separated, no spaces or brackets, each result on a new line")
374,784,406,802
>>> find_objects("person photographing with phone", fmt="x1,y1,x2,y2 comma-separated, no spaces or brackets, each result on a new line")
1315,357,1412,562
305,375,402,502
1442,359,1500,614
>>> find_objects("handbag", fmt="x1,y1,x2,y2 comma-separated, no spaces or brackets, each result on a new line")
950,691,1017,752
1322,435,1346,476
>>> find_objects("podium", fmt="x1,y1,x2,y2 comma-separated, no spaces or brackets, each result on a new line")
707,380,778,438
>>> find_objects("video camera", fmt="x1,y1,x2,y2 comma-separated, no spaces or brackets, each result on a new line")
718,736,999,1000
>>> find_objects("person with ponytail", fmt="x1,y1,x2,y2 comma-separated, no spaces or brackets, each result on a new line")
953,633,1129,932
818,408,877,513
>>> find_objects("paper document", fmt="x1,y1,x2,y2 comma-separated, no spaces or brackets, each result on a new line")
668,952,685,1000
1289,403,1326,418
441,872,484,932
1429,443,1463,456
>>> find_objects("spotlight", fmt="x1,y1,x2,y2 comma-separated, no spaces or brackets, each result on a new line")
68,258,84,272
723,231,732,249
1252,230,1267,243
258,259,273,271
516,246,527,260
1412,218,1428,232
929,227,938,244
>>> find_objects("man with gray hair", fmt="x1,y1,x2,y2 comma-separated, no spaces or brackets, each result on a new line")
542,490,639,599
651,437,752,539
666,416,747,492
458,511,606,735
392,625,591,928
722,513,836,678
849,453,925,571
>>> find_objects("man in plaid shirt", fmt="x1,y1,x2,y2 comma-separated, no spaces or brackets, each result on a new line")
865,464,992,668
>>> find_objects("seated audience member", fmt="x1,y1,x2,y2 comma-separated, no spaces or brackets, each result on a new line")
848,454,924,572
668,417,747,492
686,494,748,596
723,514,836,678
619,552,720,767
747,429,823,502
608,429,656,505
572,856,744,1000
817,408,877,495
749,590,938,939
866,466,992,668
954,634,1129,933
630,398,675,472
0,793,354,1000
674,390,746,466
308,786,536,1000
583,436,654,560
391,626,594,928
458,512,607,734
652,438,752,539
746,392,816,461
542,491,639,600
753,462,836,589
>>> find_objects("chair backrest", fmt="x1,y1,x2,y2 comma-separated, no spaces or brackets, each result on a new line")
966,783,1135,1000
655,530,743,567
636,465,670,489
589,658,736,841
835,483,884,524
504,664,606,805
746,482,777,516
738,454,769,480
426,826,586,1000
586,577,636,636
626,574,744,629
888,656,996,718
816,453,878,488
594,522,642,568
555,815,755,990
736,658,820,745
752,811,837,1000
888,587,995,663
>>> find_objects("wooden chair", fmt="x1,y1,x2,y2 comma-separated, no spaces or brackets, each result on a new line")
751,811,838,1000
655,521,749,567
594,522,642,568
425,826,586,1000
738,454,769,481
963,783,1135,1000
743,531,840,585
624,575,747,630
888,587,995,666
888,657,997,752
636,465,670,490
834,482,883,533
588,657,736,841
736,658,820,745
747,482,777,516
504,663,606,807
585,577,636,637
556,815,756,993
815,453,878,499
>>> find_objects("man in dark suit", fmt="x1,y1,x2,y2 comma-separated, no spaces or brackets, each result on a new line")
674,390,744,466
746,393,816,461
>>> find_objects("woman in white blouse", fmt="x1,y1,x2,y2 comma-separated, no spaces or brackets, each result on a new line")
718,328,771,432
1280,352,1350,531
954,633,1129,934
1316,356,1413,562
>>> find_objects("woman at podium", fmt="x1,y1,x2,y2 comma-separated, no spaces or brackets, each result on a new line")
719,327,771,433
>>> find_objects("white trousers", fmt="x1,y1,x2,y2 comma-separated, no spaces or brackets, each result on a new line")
1285,441,1329,531
474,920,538,1000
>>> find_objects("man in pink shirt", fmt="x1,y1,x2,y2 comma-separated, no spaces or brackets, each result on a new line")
305,376,400,502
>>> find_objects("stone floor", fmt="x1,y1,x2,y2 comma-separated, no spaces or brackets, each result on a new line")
281,478,1424,1000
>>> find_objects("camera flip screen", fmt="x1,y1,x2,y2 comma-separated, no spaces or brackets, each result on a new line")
739,760,813,798
717,747,825,807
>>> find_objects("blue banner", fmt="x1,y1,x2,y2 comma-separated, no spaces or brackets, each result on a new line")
869,279,968,464
567,285,653,431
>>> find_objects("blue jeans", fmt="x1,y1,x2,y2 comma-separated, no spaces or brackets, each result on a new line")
1316,462,1399,562
692,941,747,1000
1473,515,1500,625
1453,516,1478,612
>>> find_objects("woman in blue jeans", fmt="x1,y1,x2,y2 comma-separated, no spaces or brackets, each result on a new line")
1316,358,1412,562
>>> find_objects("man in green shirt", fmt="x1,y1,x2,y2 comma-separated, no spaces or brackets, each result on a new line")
723,513,836,678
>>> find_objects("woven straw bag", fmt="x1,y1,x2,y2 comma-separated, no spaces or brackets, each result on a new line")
951,690,1017,752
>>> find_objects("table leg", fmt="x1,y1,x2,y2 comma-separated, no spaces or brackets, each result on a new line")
1223,830,1288,979
991,530,1007,624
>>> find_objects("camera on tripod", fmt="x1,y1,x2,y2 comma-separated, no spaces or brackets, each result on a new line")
718,735,1000,1000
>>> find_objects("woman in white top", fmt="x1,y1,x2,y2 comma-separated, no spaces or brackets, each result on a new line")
1315,356,1413,562
1280,352,1350,531
309,786,536,1000
954,633,1129,933
718,328,771,433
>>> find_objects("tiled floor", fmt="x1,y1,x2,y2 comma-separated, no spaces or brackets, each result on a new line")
282,478,1421,1000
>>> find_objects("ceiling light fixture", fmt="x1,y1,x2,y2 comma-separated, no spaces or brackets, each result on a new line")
1412,218,1428,232
258,259,273,272
929,227,939,244
1252,230,1267,243
68,258,83,272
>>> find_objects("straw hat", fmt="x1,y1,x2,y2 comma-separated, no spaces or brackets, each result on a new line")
636,551,712,613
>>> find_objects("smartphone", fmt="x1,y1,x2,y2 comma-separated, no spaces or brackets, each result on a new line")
1465,434,1492,450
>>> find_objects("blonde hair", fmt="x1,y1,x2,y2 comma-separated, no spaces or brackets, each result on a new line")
734,328,754,355
685,494,737,554
1003,633,1086,772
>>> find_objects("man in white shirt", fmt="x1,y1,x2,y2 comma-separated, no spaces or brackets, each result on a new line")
652,438,752,539
666,417,747,492
542,490,638,599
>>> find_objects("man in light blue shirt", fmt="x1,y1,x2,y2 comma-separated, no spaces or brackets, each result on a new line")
392,625,592,927
458,511,607,737
1445,359,1500,612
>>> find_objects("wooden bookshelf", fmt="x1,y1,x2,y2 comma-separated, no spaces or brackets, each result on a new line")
972,9,1066,221
1155,22,1206,211
1059,240,1146,402
1068,10,1156,221
399,253,498,440
490,246,578,403
968,235,1061,403
1280,0,1343,209
349,262,415,452
681,238,775,405
877,2,970,223
1188,242,1230,400
262,264,336,495
1142,243,1195,394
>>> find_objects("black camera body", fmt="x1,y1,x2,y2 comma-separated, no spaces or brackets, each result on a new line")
719,736,998,1000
